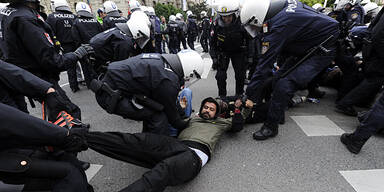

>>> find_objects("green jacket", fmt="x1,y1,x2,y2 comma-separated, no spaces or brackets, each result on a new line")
97,15,103,25
178,108,251,156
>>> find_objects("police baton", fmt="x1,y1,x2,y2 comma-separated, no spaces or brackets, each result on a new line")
280,35,334,79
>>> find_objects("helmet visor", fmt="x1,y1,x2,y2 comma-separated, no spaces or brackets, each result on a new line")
244,24,260,38
135,30,150,49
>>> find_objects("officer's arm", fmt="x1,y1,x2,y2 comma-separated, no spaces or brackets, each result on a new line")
113,39,133,61
371,14,384,56
16,17,78,73
0,103,68,148
153,80,184,129
246,29,287,102
209,23,218,58
0,60,52,98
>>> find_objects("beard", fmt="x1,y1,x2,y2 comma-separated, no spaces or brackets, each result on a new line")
200,111,212,120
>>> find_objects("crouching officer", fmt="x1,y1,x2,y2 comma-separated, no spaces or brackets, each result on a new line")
0,103,92,192
241,0,339,140
71,2,104,88
210,0,250,98
90,10,150,75
90,50,207,136
102,0,127,30
0,0,94,120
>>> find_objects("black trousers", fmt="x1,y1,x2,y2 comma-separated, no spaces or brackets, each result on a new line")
155,35,163,54
200,34,209,52
87,132,201,192
0,150,91,192
353,93,384,140
95,88,170,136
62,44,78,90
215,52,246,97
51,81,82,120
187,35,196,50
79,58,96,89
337,76,384,108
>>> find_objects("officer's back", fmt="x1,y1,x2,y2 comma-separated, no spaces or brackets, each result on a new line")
72,3,103,45
102,1,127,30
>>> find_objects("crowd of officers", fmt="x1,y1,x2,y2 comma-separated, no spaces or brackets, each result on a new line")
0,0,384,191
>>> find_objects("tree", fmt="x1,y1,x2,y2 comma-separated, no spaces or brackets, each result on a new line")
300,0,325,6
154,3,185,21
188,2,209,20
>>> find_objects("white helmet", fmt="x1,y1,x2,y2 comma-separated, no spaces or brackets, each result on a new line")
200,11,207,17
129,0,141,12
186,10,193,16
103,1,118,14
176,13,183,20
312,3,325,12
364,2,379,14
53,0,70,12
147,7,155,16
76,2,92,16
361,0,370,5
0,3,8,8
177,50,205,80
217,0,240,16
127,11,151,49
336,0,360,10
240,0,285,38
169,15,176,22
141,6,149,14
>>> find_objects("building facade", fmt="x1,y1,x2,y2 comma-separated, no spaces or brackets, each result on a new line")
41,0,204,16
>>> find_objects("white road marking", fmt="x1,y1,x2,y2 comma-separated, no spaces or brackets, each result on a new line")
340,169,384,192
60,82,69,87
291,115,345,136
85,164,103,182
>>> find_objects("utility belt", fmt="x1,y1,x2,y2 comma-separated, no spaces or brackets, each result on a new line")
90,79,164,113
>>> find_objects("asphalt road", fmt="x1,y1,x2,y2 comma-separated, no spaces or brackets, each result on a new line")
18,42,384,192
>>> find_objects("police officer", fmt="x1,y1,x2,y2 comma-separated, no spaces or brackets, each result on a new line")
342,0,365,25
102,1,128,30
176,13,188,50
187,11,198,50
335,7,384,116
46,0,78,92
241,0,339,140
91,50,207,136
164,15,182,54
89,11,150,74
0,0,94,120
0,59,91,192
200,11,210,53
210,0,249,98
147,7,162,53
71,2,103,88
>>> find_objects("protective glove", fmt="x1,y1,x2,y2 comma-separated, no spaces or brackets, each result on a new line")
231,109,244,132
61,127,89,153
173,118,191,130
74,44,94,59
45,92,67,121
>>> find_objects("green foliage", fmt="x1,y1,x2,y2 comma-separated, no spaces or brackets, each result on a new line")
154,3,185,21
300,0,324,6
189,2,209,20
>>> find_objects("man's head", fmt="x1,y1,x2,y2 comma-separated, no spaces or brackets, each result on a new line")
199,97,220,120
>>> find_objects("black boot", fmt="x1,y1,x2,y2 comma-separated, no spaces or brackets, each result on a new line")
253,123,278,140
340,133,367,154
307,87,325,99
335,105,358,116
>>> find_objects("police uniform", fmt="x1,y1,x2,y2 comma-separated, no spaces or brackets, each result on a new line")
71,13,103,87
246,0,339,138
89,27,136,74
210,15,249,97
336,7,384,115
200,17,210,52
164,20,182,54
46,9,78,91
102,10,128,30
176,19,188,50
346,4,365,24
93,53,187,135
0,4,82,119
187,17,198,50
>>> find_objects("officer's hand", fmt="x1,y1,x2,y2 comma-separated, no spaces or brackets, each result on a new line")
74,44,94,59
45,92,67,121
231,109,244,132
61,127,89,152
173,118,191,130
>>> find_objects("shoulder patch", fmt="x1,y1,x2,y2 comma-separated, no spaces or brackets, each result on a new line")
44,33,54,45
261,42,269,54
351,13,358,20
